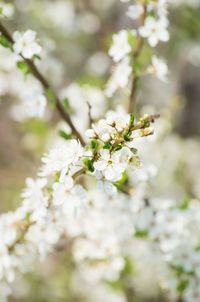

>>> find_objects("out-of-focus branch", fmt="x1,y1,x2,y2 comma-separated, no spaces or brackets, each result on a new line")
0,21,86,146
128,3,147,113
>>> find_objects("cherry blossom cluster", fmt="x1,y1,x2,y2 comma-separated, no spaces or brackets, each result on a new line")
106,0,169,97
85,107,155,187
1,1,200,302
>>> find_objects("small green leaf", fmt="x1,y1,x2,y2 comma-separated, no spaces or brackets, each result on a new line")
0,35,12,48
46,88,56,108
130,113,134,126
114,144,122,151
103,142,111,149
122,256,135,275
62,98,70,110
124,132,131,141
16,61,31,76
179,196,190,210
84,158,94,172
33,54,41,60
135,229,148,238
176,279,189,294
116,171,128,186
90,139,98,150
59,130,72,140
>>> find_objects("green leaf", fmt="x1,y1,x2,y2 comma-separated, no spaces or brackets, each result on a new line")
84,158,94,172
16,61,31,76
116,171,128,186
130,113,134,126
114,144,122,151
46,88,56,108
0,35,12,49
90,139,98,150
103,142,111,149
135,229,148,238
179,196,190,210
59,130,72,140
123,132,131,142
33,54,41,60
122,256,135,275
176,279,189,294
62,98,70,110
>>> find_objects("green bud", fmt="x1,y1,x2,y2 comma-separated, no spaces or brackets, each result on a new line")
84,158,94,172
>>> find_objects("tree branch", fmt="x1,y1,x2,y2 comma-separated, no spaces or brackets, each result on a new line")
128,3,147,113
0,21,86,146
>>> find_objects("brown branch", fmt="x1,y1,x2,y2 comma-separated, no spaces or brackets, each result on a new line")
0,21,86,146
128,3,147,113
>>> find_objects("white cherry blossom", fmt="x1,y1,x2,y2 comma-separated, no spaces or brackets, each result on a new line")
0,2,14,18
13,30,42,59
105,56,132,97
139,17,169,47
147,55,168,82
108,30,131,62
126,4,144,20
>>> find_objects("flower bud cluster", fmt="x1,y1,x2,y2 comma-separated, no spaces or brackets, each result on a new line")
106,0,169,97
85,107,155,184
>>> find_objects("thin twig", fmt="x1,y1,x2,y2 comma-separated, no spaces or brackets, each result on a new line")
0,21,85,146
128,3,147,113
87,101,93,127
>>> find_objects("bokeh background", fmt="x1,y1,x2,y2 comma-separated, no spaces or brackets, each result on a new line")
1,0,200,301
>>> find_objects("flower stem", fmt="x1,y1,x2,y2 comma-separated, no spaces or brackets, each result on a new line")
128,3,147,113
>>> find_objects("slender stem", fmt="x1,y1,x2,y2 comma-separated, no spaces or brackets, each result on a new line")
128,3,147,113
0,21,86,146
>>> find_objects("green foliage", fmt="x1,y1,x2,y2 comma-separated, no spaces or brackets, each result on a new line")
0,35,12,48
179,196,190,210
103,142,112,149
123,132,131,142
113,144,122,151
135,229,148,238
62,98,70,110
16,60,31,76
90,139,99,150
176,279,189,294
59,130,72,140
130,113,135,126
46,88,57,108
84,158,94,172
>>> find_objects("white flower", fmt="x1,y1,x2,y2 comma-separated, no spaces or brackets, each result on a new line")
139,17,169,47
94,149,121,181
94,147,132,182
108,30,131,62
147,55,168,82
113,147,133,170
97,180,117,196
53,175,74,206
11,92,47,121
13,30,42,59
106,106,130,132
0,2,14,18
105,57,132,97
22,178,47,201
24,92,47,118
40,140,83,176
92,119,115,142
126,4,144,20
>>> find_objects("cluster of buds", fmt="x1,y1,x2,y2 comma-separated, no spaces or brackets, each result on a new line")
85,108,157,183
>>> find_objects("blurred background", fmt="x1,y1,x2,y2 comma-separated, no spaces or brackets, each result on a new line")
1,0,200,301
